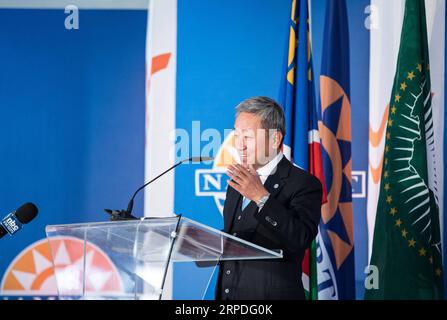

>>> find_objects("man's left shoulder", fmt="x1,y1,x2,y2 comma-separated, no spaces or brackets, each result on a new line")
286,161,322,190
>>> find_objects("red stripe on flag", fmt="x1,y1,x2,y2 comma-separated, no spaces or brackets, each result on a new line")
309,142,328,204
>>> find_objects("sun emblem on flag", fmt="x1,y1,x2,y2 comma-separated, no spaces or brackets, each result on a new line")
318,76,354,270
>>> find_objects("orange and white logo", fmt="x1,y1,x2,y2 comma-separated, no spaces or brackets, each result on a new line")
195,132,239,214
1,237,123,297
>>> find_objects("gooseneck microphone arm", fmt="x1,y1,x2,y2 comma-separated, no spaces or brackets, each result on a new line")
105,156,213,221
125,159,185,216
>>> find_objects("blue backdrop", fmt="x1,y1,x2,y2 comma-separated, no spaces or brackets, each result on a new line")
0,0,427,300
0,9,146,288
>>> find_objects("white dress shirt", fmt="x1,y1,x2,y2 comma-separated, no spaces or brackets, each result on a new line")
242,151,284,204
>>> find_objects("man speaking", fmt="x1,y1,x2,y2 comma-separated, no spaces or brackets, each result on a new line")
217,96,322,300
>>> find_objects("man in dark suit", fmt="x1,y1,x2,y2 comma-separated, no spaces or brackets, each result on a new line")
217,96,322,300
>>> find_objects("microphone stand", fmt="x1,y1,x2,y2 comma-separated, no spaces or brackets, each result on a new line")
104,156,213,221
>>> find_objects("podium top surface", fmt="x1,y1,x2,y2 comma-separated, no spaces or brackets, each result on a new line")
46,216,283,262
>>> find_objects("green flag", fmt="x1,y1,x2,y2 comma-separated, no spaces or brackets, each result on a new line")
365,0,444,300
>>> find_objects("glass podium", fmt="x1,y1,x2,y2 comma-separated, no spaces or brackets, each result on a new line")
45,216,282,300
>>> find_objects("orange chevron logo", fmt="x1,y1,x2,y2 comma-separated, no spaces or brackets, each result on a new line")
369,158,383,185
369,105,389,147
145,52,172,144
146,52,172,93
369,105,389,184
151,53,171,75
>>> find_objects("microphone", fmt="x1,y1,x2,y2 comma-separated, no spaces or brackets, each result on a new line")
0,203,38,239
105,156,214,221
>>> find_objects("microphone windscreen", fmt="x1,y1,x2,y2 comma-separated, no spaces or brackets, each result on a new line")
15,203,38,224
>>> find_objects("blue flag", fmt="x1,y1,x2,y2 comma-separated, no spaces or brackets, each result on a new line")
281,0,314,169
279,0,327,299
317,0,355,299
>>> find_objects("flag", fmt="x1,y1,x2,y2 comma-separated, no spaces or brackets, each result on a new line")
423,0,446,291
280,0,327,300
368,0,446,278
144,0,177,218
144,0,178,299
367,0,406,263
365,0,444,299
317,0,355,299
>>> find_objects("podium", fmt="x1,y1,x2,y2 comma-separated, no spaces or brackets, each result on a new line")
45,216,282,300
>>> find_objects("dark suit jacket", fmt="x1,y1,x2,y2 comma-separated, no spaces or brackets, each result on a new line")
217,156,322,300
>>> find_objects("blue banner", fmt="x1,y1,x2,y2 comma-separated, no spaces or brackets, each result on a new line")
317,0,356,299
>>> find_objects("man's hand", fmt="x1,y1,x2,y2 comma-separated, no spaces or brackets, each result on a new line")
227,164,269,204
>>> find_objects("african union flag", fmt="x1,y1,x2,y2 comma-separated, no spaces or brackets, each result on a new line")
365,0,444,300
317,0,355,300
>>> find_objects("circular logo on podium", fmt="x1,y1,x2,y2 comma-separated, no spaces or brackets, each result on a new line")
1,237,123,298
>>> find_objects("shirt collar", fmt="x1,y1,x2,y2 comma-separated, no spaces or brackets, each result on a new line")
256,151,284,177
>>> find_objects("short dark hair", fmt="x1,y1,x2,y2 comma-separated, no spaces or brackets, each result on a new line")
235,96,286,146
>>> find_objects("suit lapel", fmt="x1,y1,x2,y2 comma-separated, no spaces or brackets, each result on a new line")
228,157,292,229
263,156,291,197
240,199,258,219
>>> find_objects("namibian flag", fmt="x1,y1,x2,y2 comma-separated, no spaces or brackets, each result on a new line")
279,0,327,300
317,0,355,299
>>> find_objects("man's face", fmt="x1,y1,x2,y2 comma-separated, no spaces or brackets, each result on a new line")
233,112,279,169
